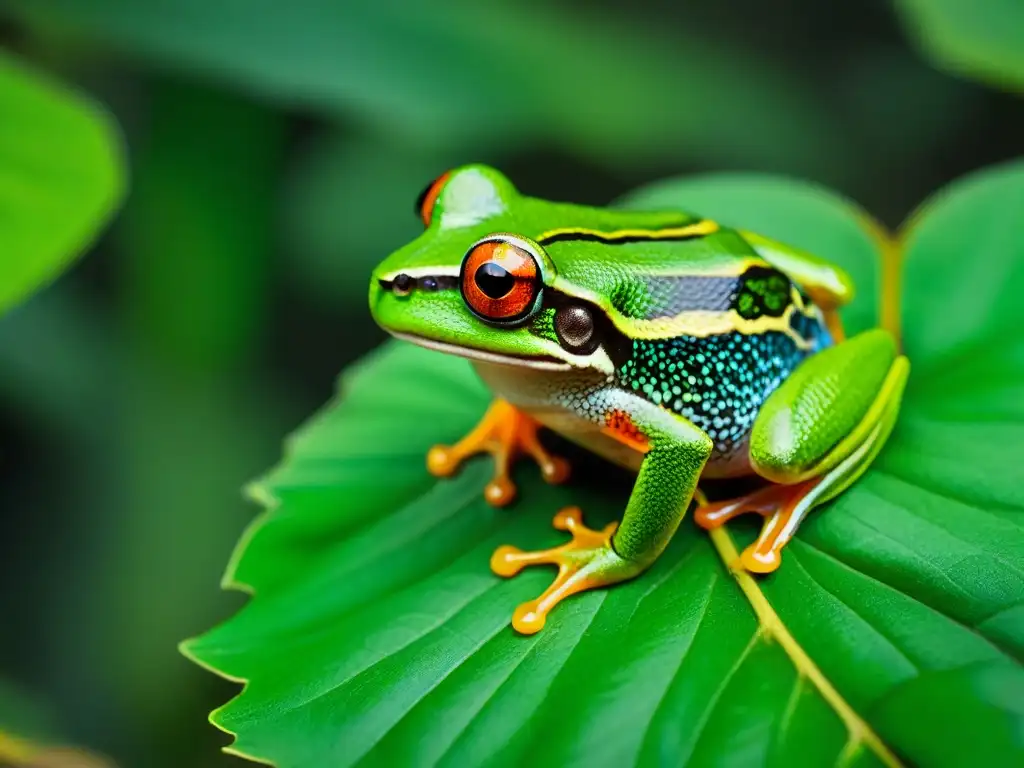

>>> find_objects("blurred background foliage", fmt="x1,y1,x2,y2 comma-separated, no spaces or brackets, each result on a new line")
0,0,1020,766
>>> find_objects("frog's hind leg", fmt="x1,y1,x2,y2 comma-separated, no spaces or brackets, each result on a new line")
697,329,910,573
694,481,814,532
427,398,570,506
696,480,821,572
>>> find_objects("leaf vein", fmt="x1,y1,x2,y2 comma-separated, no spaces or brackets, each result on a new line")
796,539,1018,664
634,570,722,765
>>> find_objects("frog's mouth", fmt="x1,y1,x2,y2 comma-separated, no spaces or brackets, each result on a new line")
390,331,572,371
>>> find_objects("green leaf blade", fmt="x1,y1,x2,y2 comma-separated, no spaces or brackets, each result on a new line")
185,168,1024,767
753,160,1024,767
871,661,1024,767
896,0,1024,92
0,51,124,315
7,0,848,173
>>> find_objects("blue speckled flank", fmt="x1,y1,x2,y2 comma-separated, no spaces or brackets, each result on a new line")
616,329,826,457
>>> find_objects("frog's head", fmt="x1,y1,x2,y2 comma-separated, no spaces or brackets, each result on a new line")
369,164,690,374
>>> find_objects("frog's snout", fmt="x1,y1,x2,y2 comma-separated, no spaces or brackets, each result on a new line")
368,267,463,333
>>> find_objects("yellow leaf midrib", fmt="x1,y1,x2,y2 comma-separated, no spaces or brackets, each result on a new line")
707,526,904,768
699,213,907,766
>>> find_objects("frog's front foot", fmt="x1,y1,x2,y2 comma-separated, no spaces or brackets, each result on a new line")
694,480,819,574
490,507,641,634
427,398,570,507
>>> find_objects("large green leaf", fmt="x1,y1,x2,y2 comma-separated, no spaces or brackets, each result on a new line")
3,0,846,174
895,0,1024,92
183,163,1024,767
0,50,124,316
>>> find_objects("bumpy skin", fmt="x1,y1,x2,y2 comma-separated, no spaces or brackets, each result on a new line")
369,164,909,634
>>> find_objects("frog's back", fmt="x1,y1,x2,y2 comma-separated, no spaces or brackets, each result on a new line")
545,223,835,476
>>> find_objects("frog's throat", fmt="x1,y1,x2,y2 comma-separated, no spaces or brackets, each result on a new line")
390,331,572,371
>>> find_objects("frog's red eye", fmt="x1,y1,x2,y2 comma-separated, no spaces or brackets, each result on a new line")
460,236,541,324
415,172,450,227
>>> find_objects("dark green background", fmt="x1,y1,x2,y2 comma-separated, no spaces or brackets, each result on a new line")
0,1,1020,766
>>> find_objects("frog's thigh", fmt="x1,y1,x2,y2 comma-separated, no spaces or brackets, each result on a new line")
751,328,910,493
721,330,910,572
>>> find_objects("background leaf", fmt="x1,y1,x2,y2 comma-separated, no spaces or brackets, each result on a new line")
0,677,114,767
0,677,58,745
899,160,1024,421
895,0,1024,92
3,0,849,175
184,167,1024,767
0,50,123,315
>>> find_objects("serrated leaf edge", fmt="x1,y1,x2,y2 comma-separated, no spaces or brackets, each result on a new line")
178,621,276,767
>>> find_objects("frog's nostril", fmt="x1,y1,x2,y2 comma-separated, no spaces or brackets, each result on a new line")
378,273,455,297
393,273,414,296
376,274,414,297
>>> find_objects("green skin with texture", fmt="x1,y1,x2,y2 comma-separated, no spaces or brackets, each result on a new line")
369,165,910,628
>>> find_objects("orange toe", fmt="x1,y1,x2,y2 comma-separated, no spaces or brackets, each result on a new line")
491,507,629,635
695,479,819,575
428,399,570,507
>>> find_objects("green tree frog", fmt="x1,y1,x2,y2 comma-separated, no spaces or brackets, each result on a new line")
369,165,909,635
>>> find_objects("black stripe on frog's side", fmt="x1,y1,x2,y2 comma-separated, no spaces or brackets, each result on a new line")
616,331,813,457
537,228,709,247
378,274,459,293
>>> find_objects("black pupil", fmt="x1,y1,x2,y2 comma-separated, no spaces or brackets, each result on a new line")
474,262,515,299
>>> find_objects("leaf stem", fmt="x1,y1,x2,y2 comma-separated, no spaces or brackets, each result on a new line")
859,216,904,346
